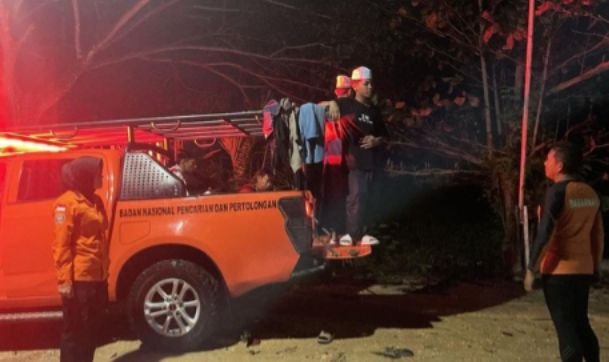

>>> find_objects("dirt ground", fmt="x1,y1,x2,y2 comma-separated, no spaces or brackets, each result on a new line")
1,278,608,362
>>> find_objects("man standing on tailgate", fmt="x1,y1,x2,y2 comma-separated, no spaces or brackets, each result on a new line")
336,66,387,246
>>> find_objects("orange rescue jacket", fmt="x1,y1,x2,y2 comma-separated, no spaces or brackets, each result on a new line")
52,190,108,285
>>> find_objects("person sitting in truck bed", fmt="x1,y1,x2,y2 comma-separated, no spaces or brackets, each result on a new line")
239,169,274,193
169,151,213,195
170,151,198,185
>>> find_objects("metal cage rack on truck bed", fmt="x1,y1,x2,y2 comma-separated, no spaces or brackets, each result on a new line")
0,110,263,149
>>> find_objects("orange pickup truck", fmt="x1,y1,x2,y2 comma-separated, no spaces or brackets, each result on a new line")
0,113,371,351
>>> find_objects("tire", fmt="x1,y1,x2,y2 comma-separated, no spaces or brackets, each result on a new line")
127,259,220,351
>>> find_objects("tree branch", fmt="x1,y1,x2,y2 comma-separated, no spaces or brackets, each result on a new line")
139,57,313,103
262,0,331,19
15,0,51,22
547,59,609,96
531,36,552,151
103,0,180,53
193,5,243,13
584,143,609,157
71,0,82,60
548,36,607,77
15,23,34,56
85,0,151,64
90,44,338,71
269,43,333,57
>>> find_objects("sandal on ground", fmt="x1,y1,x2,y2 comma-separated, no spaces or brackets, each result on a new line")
317,330,334,345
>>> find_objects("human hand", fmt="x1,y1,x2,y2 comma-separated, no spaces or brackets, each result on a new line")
58,282,73,298
326,101,340,120
523,269,535,292
360,135,382,149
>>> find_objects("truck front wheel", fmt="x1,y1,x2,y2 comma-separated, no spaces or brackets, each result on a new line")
127,259,220,351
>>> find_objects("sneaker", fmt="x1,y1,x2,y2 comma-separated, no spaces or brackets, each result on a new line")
360,234,380,245
338,234,353,246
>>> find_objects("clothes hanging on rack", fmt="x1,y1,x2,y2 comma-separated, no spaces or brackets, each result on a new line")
288,107,304,189
298,103,326,199
261,98,294,187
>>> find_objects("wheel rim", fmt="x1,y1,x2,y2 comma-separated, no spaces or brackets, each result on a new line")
144,278,202,337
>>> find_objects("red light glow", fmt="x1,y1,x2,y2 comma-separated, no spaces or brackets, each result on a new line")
0,136,67,155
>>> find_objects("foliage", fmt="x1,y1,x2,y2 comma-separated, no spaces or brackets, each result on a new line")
364,0,609,271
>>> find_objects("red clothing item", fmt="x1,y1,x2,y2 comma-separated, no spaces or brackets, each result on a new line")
239,184,256,193
324,120,343,166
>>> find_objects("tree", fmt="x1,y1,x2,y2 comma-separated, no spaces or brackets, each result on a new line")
0,0,351,176
0,0,346,127
372,0,609,273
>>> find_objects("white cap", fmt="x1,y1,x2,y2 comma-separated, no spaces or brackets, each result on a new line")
351,66,372,80
335,75,351,89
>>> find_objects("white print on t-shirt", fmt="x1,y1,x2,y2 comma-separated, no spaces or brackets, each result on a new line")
358,113,373,125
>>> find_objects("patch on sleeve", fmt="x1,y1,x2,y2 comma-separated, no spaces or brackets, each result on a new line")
54,205,66,224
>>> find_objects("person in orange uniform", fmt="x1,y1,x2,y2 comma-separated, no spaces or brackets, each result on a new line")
53,157,109,362
525,143,604,362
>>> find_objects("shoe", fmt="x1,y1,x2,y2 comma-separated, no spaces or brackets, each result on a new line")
338,234,353,246
317,330,334,345
360,234,380,245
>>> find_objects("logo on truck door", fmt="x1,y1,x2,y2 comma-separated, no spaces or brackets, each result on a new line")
119,200,278,218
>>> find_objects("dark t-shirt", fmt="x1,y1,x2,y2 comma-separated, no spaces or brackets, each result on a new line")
337,97,388,170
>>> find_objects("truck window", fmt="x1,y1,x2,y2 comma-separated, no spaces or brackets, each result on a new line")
120,152,186,200
17,159,71,202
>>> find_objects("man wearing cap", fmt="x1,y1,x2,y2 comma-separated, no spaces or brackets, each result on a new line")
335,66,387,246
335,75,353,99
318,75,353,236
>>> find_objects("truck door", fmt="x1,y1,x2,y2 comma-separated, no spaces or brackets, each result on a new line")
0,155,112,306
0,158,72,300
0,161,6,300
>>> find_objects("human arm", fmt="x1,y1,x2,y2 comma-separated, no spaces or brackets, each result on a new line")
528,184,566,273
359,135,384,149
318,100,340,120
360,109,388,149
53,202,75,298
524,183,566,292
591,210,604,280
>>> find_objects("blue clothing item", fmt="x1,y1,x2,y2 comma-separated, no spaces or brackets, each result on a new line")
298,103,326,164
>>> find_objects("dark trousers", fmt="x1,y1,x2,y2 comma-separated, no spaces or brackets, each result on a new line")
60,281,108,362
319,165,348,234
304,162,323,200
542,275,599,362
346,169,373,240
